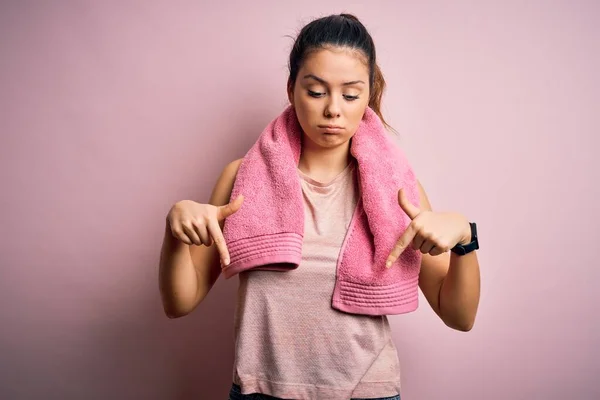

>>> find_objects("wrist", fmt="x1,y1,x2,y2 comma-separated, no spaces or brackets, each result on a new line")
451,221,479,256
459,217,472,245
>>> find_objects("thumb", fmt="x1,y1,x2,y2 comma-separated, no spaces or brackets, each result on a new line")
397,188,420,220
217,194,244,221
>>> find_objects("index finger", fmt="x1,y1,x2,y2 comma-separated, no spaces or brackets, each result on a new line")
386,223,418,268
207,218,231,266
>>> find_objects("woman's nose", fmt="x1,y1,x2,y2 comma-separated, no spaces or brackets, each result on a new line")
324,98,341,118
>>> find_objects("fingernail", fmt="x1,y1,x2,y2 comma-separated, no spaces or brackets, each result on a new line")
224,258,230,266
386,260,392,268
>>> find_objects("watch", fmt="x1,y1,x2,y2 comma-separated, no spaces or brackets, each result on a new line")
451,222,479,255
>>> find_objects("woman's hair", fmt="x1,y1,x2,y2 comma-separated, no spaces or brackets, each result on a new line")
287,13,391,130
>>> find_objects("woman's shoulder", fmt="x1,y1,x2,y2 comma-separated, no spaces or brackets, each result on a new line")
210,159,243,203
221,158,243,182
225,158,243,173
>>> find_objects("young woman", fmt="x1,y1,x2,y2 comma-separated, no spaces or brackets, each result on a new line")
159,14,481,400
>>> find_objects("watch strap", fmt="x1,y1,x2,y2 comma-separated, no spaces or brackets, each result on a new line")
451,222,479,255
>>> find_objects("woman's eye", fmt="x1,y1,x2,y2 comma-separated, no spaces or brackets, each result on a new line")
308,90,325,98
344,95,359,101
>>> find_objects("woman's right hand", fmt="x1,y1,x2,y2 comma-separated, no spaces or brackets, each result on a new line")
167,195,244,266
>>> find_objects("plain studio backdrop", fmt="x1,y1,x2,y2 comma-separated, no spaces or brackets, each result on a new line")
0,1,598,399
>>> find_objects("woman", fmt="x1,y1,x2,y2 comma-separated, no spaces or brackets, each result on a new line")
159,14,480,400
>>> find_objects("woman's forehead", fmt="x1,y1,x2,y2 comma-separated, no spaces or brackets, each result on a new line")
299,48,369,83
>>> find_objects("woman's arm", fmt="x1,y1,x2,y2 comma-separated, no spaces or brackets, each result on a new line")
416,181,481,331
159,159,242,318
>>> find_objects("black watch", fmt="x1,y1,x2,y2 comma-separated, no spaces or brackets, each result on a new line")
451,222,479,255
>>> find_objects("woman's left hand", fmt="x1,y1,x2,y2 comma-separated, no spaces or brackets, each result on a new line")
386,188,471,268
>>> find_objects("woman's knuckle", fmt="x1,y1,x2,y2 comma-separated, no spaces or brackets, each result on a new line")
192,217,204,226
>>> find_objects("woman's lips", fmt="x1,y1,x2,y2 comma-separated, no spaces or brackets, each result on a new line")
318,125,344,134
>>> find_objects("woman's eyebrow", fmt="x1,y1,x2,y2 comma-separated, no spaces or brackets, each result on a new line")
303,74,366,86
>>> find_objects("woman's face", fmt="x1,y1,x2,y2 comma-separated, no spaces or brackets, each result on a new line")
289,47,371,149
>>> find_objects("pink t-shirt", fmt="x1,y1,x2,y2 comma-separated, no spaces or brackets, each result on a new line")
232,160,402,399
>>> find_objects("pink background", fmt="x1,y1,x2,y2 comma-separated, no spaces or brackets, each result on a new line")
1,1,598,399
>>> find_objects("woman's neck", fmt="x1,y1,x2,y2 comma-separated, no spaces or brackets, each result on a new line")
298,139,352,182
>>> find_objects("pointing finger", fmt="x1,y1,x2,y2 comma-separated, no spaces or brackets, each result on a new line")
207,218,230,266
386,222,418,268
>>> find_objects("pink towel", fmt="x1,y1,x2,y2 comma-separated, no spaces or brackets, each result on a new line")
222,105,422,316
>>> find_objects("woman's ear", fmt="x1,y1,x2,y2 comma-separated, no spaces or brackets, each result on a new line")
287,81,294,106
